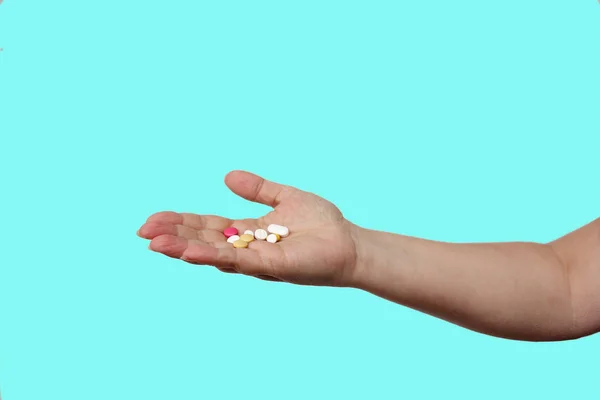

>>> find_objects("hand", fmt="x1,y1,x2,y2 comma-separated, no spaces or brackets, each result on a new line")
137,170,360,287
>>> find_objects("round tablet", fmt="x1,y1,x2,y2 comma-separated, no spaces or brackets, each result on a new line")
223,227,239,238
255,229,268,240
226,235,240,244
233,240,248,248
266,233,280,243
240,234,255,243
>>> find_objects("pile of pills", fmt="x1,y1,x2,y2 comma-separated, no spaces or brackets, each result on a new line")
223,224,289,248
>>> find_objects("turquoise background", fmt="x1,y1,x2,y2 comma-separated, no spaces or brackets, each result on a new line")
0,0,599,399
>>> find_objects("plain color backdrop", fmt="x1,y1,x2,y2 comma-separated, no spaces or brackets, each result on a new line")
0,1,599,399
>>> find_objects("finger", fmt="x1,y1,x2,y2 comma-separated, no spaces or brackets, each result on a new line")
149,235,196,259
224,170,290,208
218,267,239,274
181,243,258,270
216,269,283,281
138,221,199,240
138,221,228,245
145,211,233,231
255,275,284,282
197,229,230,244
149,234,266,273
183,241,274,276
149,235,231,264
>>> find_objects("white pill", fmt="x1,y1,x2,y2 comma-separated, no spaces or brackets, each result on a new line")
254,229,268,240
266,233,280,243
244,230,255,237
267,224,289,238
226,235,240,244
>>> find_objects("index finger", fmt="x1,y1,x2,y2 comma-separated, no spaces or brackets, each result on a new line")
145,211,233,231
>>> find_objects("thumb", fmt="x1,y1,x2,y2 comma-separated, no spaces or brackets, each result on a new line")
224,170,290,207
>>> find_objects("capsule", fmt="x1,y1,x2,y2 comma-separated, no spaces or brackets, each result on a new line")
267,224,289,238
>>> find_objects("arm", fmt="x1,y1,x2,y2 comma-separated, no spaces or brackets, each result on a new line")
138,171,600,342
349,218,600,341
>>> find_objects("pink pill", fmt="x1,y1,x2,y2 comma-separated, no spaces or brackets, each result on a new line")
223,227,238,238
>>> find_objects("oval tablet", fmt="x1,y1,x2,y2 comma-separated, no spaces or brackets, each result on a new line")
233,239,248,248
266,233,280,243
254,229,268,240
223,227,239,238
267,224,289,238
226,235,240,244
240,234,255,243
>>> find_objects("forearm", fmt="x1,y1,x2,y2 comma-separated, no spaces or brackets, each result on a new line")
349,226,578,341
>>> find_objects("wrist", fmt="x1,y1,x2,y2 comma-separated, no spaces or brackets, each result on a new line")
346,223,377,290
346,223,416,294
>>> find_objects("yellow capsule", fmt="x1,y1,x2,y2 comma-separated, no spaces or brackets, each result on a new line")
240,234,255,243
233,239,248,248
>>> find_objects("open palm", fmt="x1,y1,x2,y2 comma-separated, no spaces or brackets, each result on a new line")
137,171,359,287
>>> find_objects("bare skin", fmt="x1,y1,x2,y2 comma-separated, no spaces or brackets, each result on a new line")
137,170,600,342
